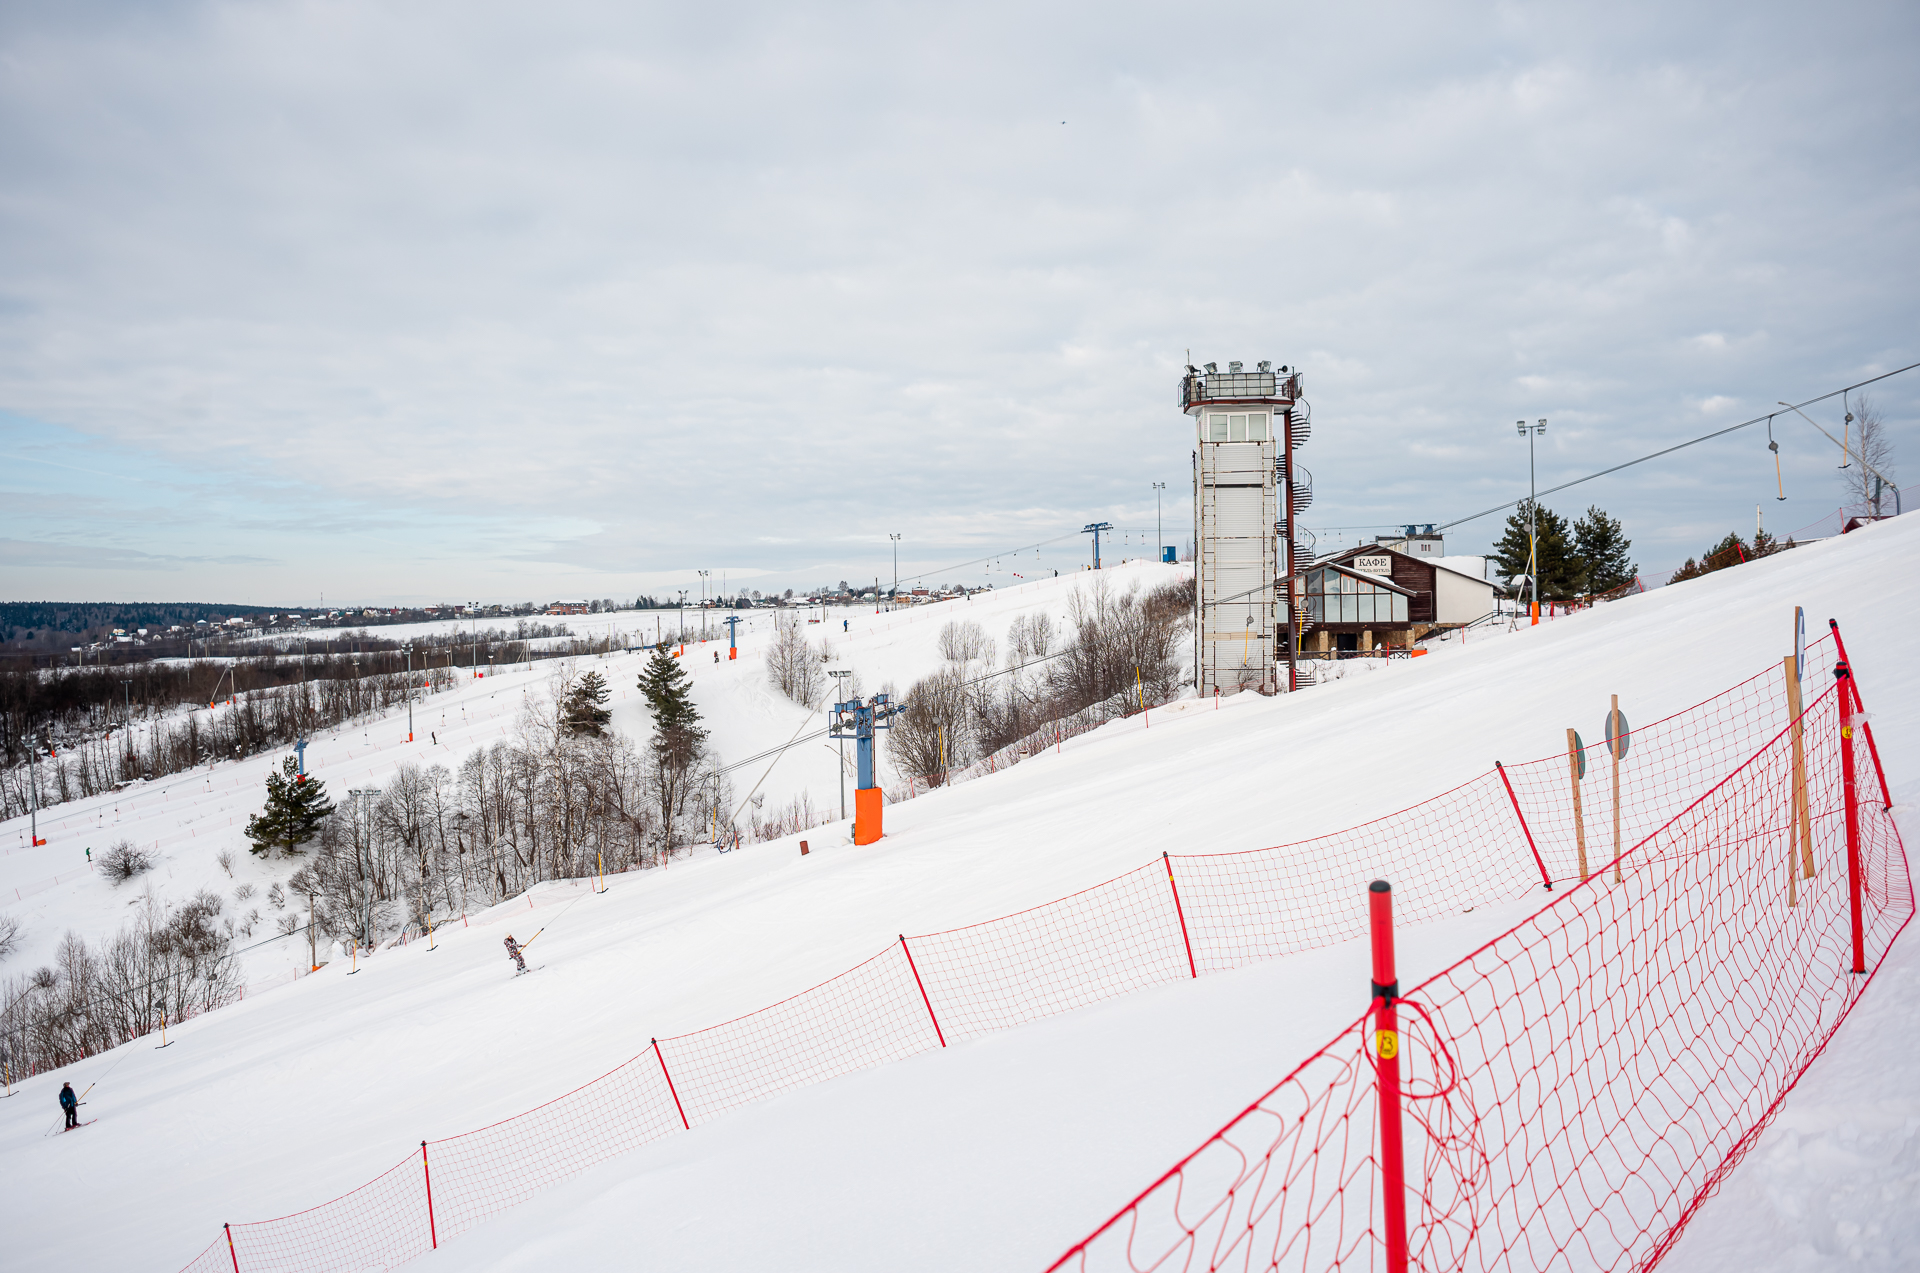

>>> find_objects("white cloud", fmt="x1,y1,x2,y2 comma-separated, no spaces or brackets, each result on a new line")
0,0,1915,600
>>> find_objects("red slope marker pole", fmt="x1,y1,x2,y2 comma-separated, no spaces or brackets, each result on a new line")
1369,881,1410,1273
899,936,946,1047
1827,620,1892,810
1496,762,1552,889
421,1141,438,1249
1837,664,1866,975
225,1223,241,1273
653,1038,691,1129
1164,853,1198,979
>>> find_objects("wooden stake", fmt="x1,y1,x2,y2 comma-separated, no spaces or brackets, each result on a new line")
1610,695,1623,884
1567,728,1588,883
1786,655,1815,881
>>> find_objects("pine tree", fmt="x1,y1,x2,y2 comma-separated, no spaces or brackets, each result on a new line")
1571,505,1636,594
1491,500,1578,601
562,671,612,736
244,757,336,858
1669,533,1750,583
638,646,704,736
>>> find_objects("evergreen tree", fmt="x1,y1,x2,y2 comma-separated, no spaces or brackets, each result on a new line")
638,645,709,854
244,757,336,858
562,671,612,736
638,646,704,736
1571,505,1636,594
1491,500,1578,601
1669,533,1751,583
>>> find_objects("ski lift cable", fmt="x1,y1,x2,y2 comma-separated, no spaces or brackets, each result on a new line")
713,648,1080,779
1431,360,1920,534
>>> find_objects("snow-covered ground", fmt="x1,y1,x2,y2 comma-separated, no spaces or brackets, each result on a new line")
0,523,1912,1272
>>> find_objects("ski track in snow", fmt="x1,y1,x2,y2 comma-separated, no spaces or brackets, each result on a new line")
0,530,1914,1271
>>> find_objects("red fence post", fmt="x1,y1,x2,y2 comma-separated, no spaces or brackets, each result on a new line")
653,1038,691,1129
899,935,947,1047
1828,620,1892,810
421,1140,438,1250
225,1223,240,1273
1837,663,1866,975
1369,880,1409,1273
1495,762,1552,889
1164,853,1198,979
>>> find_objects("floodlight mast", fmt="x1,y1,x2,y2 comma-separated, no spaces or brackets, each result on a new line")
1517,419,1546,625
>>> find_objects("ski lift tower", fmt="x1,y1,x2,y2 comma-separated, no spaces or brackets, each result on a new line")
1182,359,1311,696
830,692,901,845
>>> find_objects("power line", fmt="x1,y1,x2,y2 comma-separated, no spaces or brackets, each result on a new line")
1433,360,1920,534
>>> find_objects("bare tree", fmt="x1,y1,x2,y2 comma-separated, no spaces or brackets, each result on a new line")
767,616,825,707
1844,394,1898,512
892,668,971,786
938,620,995,668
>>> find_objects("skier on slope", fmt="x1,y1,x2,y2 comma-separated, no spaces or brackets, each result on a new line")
59,1082,79,1129
503,934,527,973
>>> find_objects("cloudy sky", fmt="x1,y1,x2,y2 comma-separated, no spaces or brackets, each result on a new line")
2,1,1915,605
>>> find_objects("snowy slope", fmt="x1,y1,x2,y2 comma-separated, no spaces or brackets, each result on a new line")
0,524,1913,1272
1,564,1182,982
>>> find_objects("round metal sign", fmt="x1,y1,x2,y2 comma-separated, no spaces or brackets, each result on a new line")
1794,606,1805,683
1571,730,1586,780
1605,708,1630,761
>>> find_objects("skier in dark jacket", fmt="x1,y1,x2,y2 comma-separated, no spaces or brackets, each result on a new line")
503,934,526,972
59,1082,78,1129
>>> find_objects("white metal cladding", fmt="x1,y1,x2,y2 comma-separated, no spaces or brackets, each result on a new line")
1195,428,1277,696
1207,441,1270,481
1210,485,1269,540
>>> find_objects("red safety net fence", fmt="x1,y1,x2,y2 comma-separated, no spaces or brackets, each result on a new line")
1047,657,1909,1272
177,634,1902,1272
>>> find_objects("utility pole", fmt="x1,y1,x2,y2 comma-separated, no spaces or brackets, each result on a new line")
1152,484,1166,561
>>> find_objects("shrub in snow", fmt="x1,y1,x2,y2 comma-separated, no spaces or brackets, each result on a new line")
101,840,154,884
0,913,21,961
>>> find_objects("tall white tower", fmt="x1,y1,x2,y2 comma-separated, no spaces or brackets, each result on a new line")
1183,360,1309,696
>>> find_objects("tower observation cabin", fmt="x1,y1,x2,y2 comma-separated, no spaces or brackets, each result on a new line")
1183,360,1312,696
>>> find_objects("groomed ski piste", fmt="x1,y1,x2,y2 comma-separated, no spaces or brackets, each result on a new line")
0,522,1913,1272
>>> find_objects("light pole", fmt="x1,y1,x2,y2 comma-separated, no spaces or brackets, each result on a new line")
828,669,854,820
1152,483,1167,561
403,644,414,742
698,571,710,640
889,534,901,598
1516,419,1546,625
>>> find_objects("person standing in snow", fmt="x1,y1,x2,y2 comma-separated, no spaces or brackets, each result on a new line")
503,934,526,972
842,619,848,633
59,1082,79,1129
